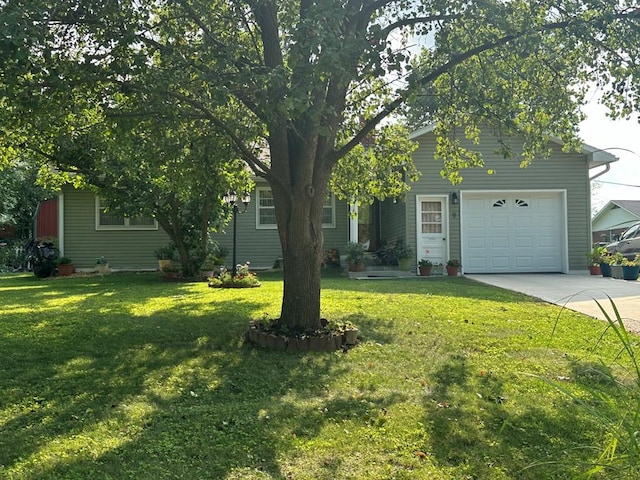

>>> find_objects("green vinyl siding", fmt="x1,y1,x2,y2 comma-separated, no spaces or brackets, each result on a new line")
61,187,170,270
408,128,591,272
212,184,350,269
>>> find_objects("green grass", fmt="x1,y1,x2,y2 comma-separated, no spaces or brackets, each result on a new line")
0,271,637,479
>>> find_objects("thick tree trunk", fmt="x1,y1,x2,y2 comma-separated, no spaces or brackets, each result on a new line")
279,220,324,332
274,178,327,333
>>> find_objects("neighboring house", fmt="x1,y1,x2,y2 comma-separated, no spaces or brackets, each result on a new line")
47,126,616,274
592,200,640,244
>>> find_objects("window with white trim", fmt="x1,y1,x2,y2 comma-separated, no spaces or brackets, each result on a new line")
256,187,336,229
95,197,158,230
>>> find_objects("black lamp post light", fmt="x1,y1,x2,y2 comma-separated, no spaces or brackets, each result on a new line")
223,191,251,277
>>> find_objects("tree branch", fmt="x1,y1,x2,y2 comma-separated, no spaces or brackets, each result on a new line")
334,13,629,161
165,90,273,180
380,14,461,39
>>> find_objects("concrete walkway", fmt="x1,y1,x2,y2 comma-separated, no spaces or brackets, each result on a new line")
466,274,640,332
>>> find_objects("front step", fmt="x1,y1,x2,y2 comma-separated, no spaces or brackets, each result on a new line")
348,267,416,279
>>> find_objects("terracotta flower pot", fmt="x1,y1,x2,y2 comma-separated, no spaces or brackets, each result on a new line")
348,262,365,272
446,266,459,276
588,265,601,276
57,264,75,276
419,266,432,276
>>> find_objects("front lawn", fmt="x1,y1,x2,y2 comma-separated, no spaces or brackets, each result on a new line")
0,271,637,479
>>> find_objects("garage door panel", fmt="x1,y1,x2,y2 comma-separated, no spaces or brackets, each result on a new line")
538,236,557,248
515,256,534,268
538,216,557,228
513,216,533,228
467,237,486,249
491,257,510,269
491,237,509,248
514,237,533,248
467,217,486,229
538,256,559,268
462,191,563,273
491,217,509,228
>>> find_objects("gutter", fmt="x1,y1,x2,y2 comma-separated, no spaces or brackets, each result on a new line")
589,162,611,181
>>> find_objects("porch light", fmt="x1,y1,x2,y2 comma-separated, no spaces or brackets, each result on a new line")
223,191,251,276
450,191,459,205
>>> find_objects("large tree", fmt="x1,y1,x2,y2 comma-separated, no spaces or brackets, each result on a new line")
47,116,252,277
1,1,639,332
0,162,52,240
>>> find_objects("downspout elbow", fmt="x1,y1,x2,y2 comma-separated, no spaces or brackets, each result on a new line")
589,162,611,181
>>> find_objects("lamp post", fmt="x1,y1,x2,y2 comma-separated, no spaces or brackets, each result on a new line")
223,191,251,277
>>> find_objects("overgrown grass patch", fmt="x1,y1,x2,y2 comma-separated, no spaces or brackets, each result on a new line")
0,271,637,479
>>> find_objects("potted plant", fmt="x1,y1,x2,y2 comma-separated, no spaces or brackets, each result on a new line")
95,256,109,275
585,246,606,275
600,253,613,278
418,258,433,276
154,244,176,272
622,254,640,281
200,253,220,278
610,252,626,279
446,259,461,276
161,262,181,280
56,257,75,276
394,239,413,271
345,242,365,272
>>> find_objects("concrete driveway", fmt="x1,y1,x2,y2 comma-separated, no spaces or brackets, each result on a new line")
466,274,640,332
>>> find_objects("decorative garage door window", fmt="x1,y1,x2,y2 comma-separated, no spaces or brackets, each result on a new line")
492,199,507,207
421,201,442,233
515,198,529,207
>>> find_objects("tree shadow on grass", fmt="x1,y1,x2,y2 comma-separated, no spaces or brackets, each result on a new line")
419,352,620,478
0,274,405,479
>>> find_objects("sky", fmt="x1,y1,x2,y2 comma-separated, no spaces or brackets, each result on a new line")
578,97,640,215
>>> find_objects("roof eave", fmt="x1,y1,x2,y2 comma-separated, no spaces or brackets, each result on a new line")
409,125,619,166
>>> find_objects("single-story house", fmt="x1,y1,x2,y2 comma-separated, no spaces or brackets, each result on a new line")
46,125,617,273
591,200,640,244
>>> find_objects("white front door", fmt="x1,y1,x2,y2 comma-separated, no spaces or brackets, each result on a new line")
416,196,448,267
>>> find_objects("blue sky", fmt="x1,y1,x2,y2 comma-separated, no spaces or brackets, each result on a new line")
579,98,640,214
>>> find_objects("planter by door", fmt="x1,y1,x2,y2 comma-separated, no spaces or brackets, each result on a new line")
348,262,365,272
57,264,75,276
622,265,640,281
611,265,623,280
96,264,110,275
600,262,612,278
588,265,601,276
446,266,459,277
398,258,412,271
419,266,432,276
158,259,173,272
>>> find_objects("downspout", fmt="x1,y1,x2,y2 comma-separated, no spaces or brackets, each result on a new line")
589,163,611,181
58,190,65,255
587,162,612,249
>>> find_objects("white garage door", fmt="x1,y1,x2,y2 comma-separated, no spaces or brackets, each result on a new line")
461,191,564,273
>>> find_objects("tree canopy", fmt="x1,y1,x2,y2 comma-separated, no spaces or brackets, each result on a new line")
1,0,639,331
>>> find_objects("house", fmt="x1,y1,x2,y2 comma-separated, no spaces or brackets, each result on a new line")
49,186,170,271
591,200,640,244
50,125,616,274
33,198,59,239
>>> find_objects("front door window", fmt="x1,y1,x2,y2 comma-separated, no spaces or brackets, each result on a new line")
417,198,447,268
